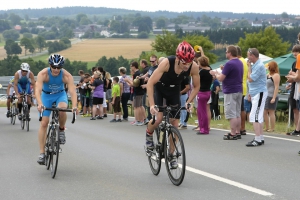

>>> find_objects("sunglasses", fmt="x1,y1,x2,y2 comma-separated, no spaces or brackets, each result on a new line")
21,70,28,73
51,65,62,70
150,60,156,63
248,48,253,54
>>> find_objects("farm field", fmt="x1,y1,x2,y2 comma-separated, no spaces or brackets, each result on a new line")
0,38,155,62
58,38,154,61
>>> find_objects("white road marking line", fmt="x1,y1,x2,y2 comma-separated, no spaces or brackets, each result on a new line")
186,165,274,197
161,159,274,196
210,128,300,143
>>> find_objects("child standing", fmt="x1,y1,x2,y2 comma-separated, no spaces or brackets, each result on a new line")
110,77,122,122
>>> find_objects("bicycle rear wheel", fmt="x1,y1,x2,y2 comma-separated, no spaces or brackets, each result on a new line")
164,127,186,186
50,127,59,178
147,128,162,175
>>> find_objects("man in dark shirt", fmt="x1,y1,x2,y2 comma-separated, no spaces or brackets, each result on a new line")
140,59,150,124
125,61,146,126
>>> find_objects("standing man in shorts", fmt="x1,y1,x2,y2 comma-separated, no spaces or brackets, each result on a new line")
210,45,243,140
246,48,267,147
35,54,78,165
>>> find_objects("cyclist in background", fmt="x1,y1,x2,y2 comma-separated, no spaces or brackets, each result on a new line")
35,54,78,165
13,63,35,120
6,76,15,118
145,41,200,168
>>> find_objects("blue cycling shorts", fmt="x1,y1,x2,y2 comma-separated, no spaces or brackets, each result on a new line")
41,91,68,117
18,83,31,94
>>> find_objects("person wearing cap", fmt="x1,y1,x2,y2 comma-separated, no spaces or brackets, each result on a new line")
14,63,36,120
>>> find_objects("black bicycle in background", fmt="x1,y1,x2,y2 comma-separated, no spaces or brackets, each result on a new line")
19,93,32,131
8,94,18,125
145,105,186,186
39,103,76,178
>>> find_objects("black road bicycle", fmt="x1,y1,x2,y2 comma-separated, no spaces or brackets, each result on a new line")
145,105,187,186
8,94,18,125
39,104,76,178
20,94,32,131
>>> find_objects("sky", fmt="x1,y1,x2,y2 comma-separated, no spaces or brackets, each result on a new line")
1,0,299,15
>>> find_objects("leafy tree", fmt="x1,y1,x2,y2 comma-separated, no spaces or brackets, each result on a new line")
76,13,88,23
281,12,289,19
0,20,11,32
183,34,217,63
137,31,148,39
238,26,290,58
22,32,33,38
2,29,20,41
35,35,46,52
20,27,30,34
151,30,181,55
9,13,22,25
0,55,21,75
4,39,22,55
156,18,166,29
110,20,121,33
20,37,34,56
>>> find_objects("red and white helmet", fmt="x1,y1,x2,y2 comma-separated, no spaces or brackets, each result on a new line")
176,41,195,63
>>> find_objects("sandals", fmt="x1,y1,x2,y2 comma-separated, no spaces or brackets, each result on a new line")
223,133,237,140
240,130,246,135
192,126,199,130
266,129,274,132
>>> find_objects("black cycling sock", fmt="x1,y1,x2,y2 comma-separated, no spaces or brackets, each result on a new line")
59,127,65,130
28,104,31,111
18,103,22,113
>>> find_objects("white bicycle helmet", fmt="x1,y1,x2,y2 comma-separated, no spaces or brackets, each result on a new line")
20,63,30,71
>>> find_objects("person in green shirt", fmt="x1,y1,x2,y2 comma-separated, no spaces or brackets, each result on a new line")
110,76,122,122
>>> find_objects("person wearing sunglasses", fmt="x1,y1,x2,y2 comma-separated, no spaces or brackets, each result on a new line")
35,54,78,165
145,41,200,168
13,63,36,121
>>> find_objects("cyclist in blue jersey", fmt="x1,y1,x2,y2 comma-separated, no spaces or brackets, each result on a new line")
13,63,36,120
35,54,78,165
6,76,15,117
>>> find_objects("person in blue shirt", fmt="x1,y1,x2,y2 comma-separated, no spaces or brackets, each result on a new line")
13,63,36,120
35,54,78,165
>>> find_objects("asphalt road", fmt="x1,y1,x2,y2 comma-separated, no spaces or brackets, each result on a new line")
1,107,300,200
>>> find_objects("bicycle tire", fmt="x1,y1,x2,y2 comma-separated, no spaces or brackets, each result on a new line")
12,105,17,125
50,127,59,178
147,127,162,175
20,109,25,130
10,104,14,124
23,106,29,132
164,126,186,186
45,127,52,170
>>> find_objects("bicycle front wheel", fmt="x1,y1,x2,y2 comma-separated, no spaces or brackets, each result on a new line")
50,128,59,178
45,127,52,170
164,127,186,186
20,112,24,130
24,106,29,131
12,106,17,125
147,127,162,175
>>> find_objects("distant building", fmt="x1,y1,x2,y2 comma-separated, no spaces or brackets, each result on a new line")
251,21,263,27
14,25,21,31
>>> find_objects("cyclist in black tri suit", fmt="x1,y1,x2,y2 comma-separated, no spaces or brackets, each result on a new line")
145,41,200,168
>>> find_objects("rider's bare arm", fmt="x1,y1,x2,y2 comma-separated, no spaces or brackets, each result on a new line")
186,62,200,104
29,72,36,95
35,68,48,108
13,72,19,96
